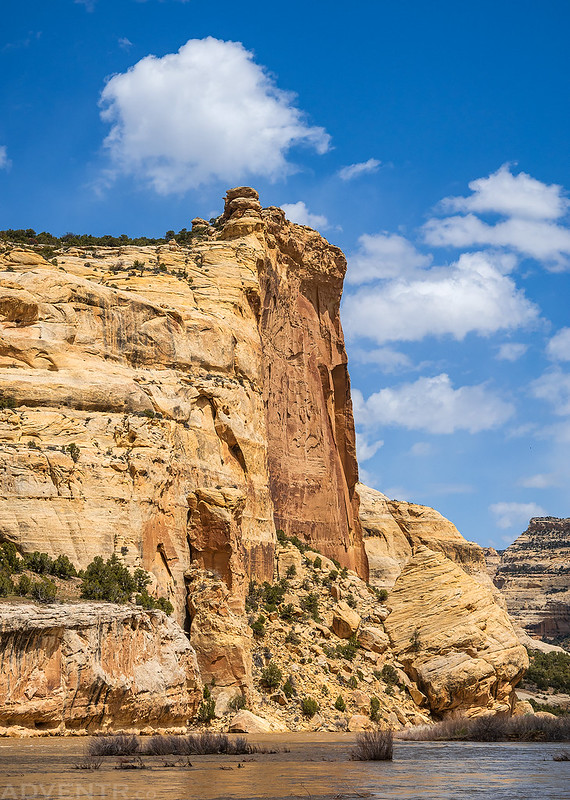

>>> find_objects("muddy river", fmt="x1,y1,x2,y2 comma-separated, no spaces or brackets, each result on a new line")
0,734,568,800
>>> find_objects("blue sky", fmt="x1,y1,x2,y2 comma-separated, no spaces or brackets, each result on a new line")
2,0,570,548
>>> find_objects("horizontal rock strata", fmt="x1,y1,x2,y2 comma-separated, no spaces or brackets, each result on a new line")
0,603,201,733
492,517,570,642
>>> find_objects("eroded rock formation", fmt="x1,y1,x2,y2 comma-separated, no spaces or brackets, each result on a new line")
492,517,570,642
358,483,487,589
0,603,201,733
384,547,528,716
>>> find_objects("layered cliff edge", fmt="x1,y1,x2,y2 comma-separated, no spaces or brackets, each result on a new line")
0,188,529,733
489,517,570,645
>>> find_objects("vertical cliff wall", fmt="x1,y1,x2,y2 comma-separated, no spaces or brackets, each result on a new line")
0,187,368,624
257,207,366,578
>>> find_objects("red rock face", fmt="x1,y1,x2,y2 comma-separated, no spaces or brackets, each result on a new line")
257,207,368,579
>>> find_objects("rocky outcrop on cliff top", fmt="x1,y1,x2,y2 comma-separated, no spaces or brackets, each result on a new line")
492,517,570,643
0,602,202,734
358,483,487,590
0,187,366,630
384,547,528,716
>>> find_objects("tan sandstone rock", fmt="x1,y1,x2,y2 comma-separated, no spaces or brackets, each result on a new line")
384,547,528,716
358,483,487,590
331,601,360,639
228,709,286,733
0,602,201,733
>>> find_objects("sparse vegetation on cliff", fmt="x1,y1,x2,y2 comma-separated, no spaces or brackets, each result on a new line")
523,649,570,694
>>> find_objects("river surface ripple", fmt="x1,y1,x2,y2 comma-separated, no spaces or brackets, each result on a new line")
0,734,568,800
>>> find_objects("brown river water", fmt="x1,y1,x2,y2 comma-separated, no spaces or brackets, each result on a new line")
0,734,569,800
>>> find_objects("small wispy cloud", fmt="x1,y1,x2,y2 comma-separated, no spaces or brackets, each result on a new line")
75,0,96,10
496,342,528,361
0,146,11,171
338,158,381,181
490,501,546,529
281,201,329,230
118,37,133,50
2,31,41,52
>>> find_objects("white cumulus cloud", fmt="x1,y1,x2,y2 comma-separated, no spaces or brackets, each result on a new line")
424,166,570,270
441,164,569,220
547,327,570,361
490,501,546,529
353,374,514,434
99,38,330,193
280,202,328,229
343,251,538,345
350,346,413,373
338,158,381,181
347,232,432,283
531,369,570,416
355,433,384,463
497,342,528,361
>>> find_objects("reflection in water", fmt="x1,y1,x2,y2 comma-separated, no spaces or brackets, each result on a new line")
0,734,568,800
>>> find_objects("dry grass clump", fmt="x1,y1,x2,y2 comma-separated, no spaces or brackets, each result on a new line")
88,732,257,757
351,729,393,761
400,713,570,742
87,735,140,756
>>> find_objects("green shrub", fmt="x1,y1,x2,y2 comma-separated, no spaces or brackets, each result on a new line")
336,634,359,661
0,542,22,573
52,554,77,579
16,574,32,596
31,578,57,603
283,678,295,698
250,614,266,638
313,557,322,570
196,698,216,724
135,589,173,615
334,695,346,712
133,568,151,592
410,628,422,653
276,529,288,545
66,443,80,463
346,593,357,609
381,664,398,686
375,588,388,602
328,569,338,582
280,603,295,621
286,564,297,578
81,554,136,603
370,696,380,722
301,697,319,717
261,662,282,690
23,551,54,575
0,570,14,596
524,649,570,693
289,536,308,554
285,630,300,645
300,592,319,618
348,675,358,689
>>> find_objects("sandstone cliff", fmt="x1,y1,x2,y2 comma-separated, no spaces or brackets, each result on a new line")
358,483,487,589
0,603,201,734
491,517,570,644
0,193,531,733
0,188,366,633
